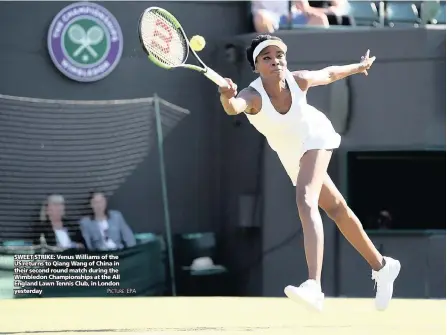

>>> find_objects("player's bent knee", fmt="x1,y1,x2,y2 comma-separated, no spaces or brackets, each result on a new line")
324,200,349,222
296,191,319,215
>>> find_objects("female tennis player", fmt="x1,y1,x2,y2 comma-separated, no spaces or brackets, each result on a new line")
218,35,400,312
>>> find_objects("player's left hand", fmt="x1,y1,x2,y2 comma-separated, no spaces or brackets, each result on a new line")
360,49,376,76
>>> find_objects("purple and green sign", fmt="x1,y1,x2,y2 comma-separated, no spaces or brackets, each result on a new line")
47,2,123,82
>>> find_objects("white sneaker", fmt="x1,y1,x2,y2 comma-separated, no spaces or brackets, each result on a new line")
371,256,401,311
284,279,325,312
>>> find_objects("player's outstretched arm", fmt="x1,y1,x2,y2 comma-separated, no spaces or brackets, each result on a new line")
219,78,255,116
293,50,376,90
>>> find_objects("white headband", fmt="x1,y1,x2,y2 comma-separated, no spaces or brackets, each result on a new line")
252,39,288,64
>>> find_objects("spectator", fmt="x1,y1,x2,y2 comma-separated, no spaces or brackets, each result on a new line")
306,0,351,25
79,191,136,251
377,210,393,230
37,194,85,249
251,0,329,33
308,0,350,16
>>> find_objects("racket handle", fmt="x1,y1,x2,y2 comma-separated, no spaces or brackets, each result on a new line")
204,68,229,88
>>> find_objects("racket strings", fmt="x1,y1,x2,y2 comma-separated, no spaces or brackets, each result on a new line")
140,10,187,67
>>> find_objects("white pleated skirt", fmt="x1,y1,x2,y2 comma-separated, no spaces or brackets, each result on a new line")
273,106,341,186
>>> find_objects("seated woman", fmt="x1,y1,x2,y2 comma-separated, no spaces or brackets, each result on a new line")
79,191,136,251
306,0,351,24
251,0,329,33
36,194,85,249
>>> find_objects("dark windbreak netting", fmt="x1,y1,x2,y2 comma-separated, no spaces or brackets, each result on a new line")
0,94,189,243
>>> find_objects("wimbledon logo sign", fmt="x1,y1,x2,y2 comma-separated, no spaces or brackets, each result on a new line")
47,2,123,82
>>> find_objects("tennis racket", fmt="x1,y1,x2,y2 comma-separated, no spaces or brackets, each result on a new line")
138,7,229,88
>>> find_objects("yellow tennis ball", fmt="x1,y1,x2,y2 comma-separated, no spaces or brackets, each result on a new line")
190,35,206,52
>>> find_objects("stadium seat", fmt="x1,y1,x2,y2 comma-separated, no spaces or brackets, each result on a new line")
420,1,438,22
348,1,381,26
419,1,443,23
385,1,422,27
431,1,446,24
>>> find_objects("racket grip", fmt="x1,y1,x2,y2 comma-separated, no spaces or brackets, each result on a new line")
204,68,229,88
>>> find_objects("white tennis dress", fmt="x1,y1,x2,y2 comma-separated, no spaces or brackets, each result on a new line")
245,69,341,186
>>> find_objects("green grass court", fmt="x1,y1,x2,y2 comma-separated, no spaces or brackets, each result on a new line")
0,297,444,334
